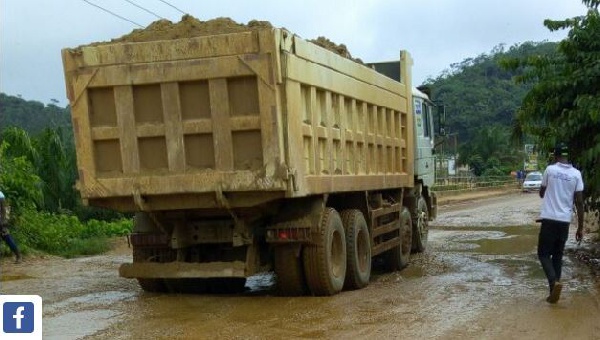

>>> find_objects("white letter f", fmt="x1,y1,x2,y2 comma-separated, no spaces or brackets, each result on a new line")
13,306,25,329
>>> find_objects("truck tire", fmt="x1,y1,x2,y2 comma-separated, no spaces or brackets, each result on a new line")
274,245,307,296
386,207,412,271
137,278,167,293
412,195,429,253
340,209,371,290
303,208,347,296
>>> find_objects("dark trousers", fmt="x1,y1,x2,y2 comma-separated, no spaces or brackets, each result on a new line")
1,234,20,255
537,219,570,292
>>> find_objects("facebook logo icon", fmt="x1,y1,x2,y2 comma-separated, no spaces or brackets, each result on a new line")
3,302,34,333
0,295,42,339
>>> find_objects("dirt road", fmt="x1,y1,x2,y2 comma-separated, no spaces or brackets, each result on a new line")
2,193,599,339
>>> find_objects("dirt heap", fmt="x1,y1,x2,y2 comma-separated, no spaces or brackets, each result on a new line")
104,15,273,44
85,15,361,63
309,36,363,64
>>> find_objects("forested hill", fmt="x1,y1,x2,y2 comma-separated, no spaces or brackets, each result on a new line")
419,41,559,175
425,41,558,146
0,93,71,135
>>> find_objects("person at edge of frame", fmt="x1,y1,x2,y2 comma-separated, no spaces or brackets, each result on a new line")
0,190,23,264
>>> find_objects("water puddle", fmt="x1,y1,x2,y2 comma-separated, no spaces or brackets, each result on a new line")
45,291,136,316
44,309,120,340
427,224,599,294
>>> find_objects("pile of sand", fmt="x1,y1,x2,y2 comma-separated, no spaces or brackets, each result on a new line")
309,36,363,64
87,15,361,63
109,15,273,43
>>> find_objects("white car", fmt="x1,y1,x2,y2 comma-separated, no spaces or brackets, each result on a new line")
522,172,543,192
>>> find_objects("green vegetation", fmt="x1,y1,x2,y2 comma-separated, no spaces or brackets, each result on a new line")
0,93,71,136
12,211,131,258
503,0,600,211
0,104,132,258
425,41,559,175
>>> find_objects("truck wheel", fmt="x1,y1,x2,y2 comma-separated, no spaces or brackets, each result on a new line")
386,207,412,271
274,245,307,296
303,208,347,296
137,278,167,293
340,209,371,290
412,196,429,253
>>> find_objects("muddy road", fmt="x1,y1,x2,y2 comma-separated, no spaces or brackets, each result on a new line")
2,193,599,339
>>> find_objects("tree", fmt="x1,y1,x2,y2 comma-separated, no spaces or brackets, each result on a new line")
2,127,79,213
0,93,71,136
0,141,43,218
504,0,600,209
458,125,520,176
424,42,559,175
34,128,72,212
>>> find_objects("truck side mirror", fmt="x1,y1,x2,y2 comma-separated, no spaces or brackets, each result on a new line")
437,105,446,136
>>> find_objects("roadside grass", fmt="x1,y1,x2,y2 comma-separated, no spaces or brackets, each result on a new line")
60,237,112,258
0,208,132,258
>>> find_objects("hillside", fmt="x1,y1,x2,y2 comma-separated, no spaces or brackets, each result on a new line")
423,41,559,175
425,41,558,145
0,93,71,135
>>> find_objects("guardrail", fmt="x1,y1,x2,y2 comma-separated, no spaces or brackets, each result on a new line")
433,176,520,193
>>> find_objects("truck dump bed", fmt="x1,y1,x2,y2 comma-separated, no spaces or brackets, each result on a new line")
62,28,414,212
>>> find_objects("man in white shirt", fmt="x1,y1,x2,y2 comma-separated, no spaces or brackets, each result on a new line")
537,143,584,304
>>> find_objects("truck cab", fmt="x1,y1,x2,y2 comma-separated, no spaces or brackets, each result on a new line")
412,87,436,189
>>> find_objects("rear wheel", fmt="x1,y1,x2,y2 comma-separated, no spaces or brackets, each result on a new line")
412,196,429,253
303,208,347,296
386,207,412,271
274,245,307,296
340,209,371,290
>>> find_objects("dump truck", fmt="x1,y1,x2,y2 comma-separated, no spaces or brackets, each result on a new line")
62,23,441,296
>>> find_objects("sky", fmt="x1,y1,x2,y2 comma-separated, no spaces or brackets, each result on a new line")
0,0,590,107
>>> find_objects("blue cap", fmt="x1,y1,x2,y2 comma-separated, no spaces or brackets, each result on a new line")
0,191,4,200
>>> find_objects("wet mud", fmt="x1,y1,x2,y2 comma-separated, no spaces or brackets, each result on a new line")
1,193,599,339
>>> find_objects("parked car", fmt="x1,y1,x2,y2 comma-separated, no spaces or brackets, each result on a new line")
522,171,543,192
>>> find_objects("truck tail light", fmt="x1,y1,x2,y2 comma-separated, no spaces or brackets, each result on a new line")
266,228,310,243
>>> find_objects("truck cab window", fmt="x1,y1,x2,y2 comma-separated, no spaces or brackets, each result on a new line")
422,102,431,138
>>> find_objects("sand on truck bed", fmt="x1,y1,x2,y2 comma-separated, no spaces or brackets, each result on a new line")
83,15,362,63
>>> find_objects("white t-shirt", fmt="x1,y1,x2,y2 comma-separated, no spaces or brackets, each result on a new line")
539,162,584,223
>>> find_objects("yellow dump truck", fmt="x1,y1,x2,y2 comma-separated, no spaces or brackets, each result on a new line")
62,26,440,296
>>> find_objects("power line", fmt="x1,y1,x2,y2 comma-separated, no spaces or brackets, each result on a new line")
157,0,187,15
124,0,165,20
81,0,144,28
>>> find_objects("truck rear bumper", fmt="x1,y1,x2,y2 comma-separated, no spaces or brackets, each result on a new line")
119,261,246,279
